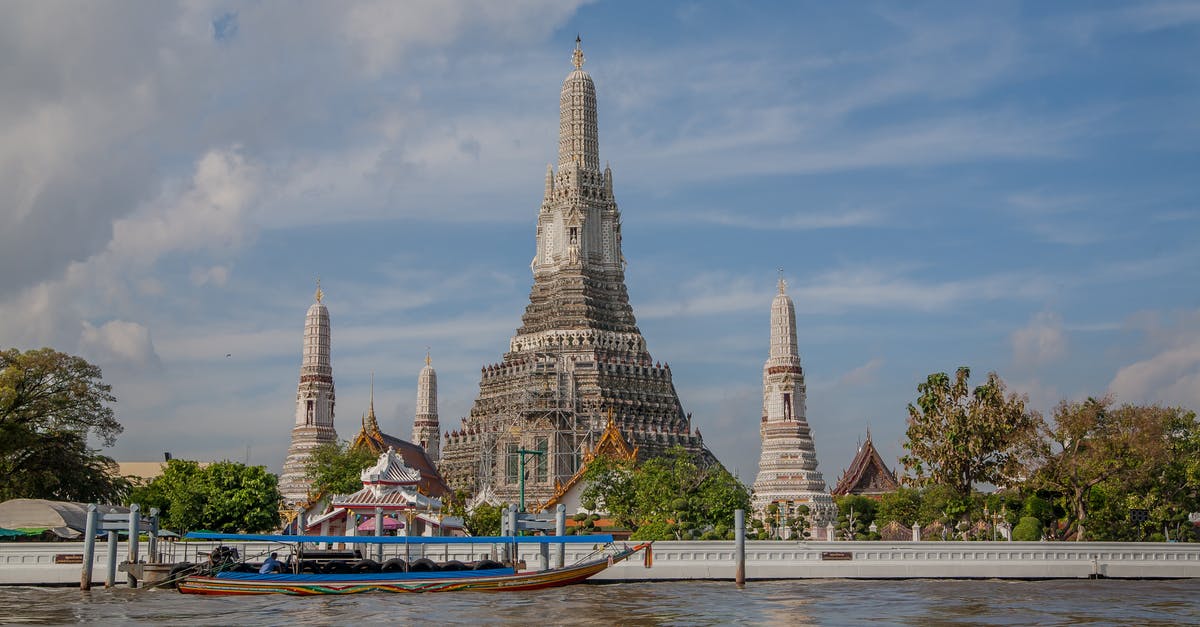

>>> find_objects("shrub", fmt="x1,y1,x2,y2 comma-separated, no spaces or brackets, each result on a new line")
1012,516,1042,541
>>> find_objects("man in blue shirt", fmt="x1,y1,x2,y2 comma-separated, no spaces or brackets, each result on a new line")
259,552,283,574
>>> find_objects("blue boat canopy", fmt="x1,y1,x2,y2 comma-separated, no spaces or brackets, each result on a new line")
185,532,614,545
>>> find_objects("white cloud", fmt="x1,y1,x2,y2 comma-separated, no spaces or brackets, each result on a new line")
190,265,231,287
1011,311,1067,367
637,265,1056,321
1109,339,1200,411
79,320,161,370
838,358,885,387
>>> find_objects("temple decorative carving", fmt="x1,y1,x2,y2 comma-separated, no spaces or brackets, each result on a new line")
279,283,338,504
750,277,835,533
439,38,714,505
831,431,899,498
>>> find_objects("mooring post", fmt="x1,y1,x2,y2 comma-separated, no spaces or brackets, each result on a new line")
81,504,97,590
374,506,384,563
148,508,159,564
507,505,519,566
735,509,746,586
555,504,566,570
127,503,140,588
105,530,118,588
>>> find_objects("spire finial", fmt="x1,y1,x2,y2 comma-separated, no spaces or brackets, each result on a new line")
572,35,584,70
425,347,432,366
315,277,323,303
777,267,787,294
369,371,375,414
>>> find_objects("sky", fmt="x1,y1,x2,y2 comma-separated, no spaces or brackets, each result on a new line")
2,1,1198,487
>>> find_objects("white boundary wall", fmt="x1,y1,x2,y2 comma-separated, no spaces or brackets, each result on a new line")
582,541,1200,580
2,540,1198,585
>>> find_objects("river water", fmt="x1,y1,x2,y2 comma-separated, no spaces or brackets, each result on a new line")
1,579,1197,625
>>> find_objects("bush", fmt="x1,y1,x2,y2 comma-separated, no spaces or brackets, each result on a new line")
1012,516,1042,541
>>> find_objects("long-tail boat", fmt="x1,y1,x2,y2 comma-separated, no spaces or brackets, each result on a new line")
173,532,649,595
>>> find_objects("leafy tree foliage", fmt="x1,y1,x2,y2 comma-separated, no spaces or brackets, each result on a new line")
875,488,922,526
305,441,377,496
581,445,750,540
835,495,878,540
128,459,281,533
900,367,1039,495
1012,516,1042,541
1027,398,1198,541
0,348,129,503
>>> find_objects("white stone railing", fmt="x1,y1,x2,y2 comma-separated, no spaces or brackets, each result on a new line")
578,540,1200,580
4,539,1197,585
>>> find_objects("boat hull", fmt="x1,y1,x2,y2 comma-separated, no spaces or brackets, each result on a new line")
178,546,644,595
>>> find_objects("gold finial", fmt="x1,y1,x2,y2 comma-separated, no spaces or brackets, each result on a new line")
572,35,584,70
425,347,432,367
315,277,323,303
777,267,787,294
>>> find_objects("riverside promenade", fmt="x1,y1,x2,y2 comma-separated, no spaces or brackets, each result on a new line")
2,539,1198,586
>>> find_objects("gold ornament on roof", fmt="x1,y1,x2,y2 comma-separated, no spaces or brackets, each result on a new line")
572,35,585,69
315,277,324,303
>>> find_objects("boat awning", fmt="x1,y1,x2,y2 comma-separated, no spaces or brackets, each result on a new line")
186,532,615,544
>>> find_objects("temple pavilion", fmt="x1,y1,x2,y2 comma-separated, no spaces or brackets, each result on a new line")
830,431,900,498
304,447,463,537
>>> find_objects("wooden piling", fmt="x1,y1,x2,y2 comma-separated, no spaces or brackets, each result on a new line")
80,504,97,590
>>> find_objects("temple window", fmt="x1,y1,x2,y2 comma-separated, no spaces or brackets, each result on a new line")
506,443,519,483
306,400,314,424
535,437,549,483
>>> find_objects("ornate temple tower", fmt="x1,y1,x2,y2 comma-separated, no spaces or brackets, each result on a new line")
279,283,338,504
412,353,440,461
751,277,835,535
440,38,713,504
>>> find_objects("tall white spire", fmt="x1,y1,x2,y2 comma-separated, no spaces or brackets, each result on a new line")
533,36,622,275
279,281,338,504
751,273,834,537
413,350,440,461
559,35,599,172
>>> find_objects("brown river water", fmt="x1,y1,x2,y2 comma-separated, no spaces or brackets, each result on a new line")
1,579,1197,625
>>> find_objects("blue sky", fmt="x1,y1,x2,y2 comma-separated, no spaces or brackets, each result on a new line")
2,1,1198,486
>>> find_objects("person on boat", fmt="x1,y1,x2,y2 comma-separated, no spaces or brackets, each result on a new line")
259,552,284,574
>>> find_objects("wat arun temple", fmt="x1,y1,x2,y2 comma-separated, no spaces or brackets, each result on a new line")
279,39,843,529
439,39,713,505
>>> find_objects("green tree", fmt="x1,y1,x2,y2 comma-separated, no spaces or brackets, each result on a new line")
305,441,377,496
876,487,922,526
582,446,749,539
900,367,1039,496
129,459,206,532
201,461,281,533
1025,398,1192,541
1012,516,1043,541
0,348,130,503
464,502,503,536
128,459,280,533
835,495,877,540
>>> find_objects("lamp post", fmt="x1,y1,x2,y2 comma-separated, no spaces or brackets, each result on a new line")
869,521,878,539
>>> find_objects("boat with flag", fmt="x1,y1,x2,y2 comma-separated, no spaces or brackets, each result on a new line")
171,532,650,595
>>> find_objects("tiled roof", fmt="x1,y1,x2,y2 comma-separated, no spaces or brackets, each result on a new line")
831,433,899,496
